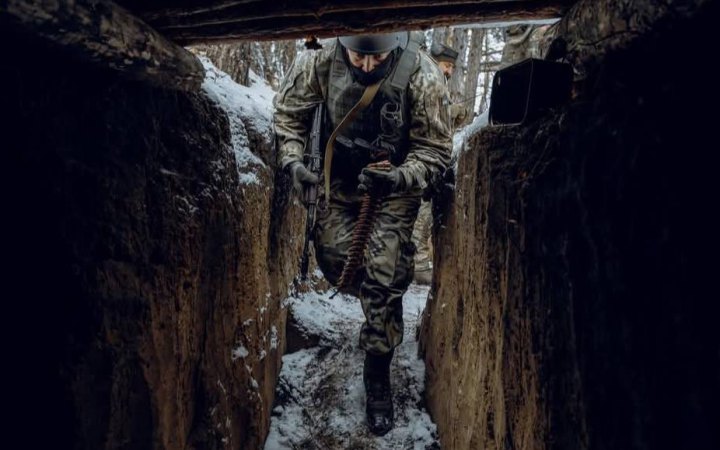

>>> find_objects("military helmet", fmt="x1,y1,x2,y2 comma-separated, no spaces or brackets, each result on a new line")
338,32,408,54
430,42,459,63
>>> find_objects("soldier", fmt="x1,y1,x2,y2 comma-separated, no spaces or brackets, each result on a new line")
274,32,452,435
430,41,458,78
430,42,468,128
411,42,462,285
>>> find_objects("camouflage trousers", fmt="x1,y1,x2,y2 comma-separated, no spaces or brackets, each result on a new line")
314,180,421,355
411,200,433,272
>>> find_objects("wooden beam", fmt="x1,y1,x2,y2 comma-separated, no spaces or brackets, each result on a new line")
1,0,205,92
126,0,574,44
145,0,543,23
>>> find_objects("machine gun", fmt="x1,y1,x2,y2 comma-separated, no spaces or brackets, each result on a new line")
299,103,324,280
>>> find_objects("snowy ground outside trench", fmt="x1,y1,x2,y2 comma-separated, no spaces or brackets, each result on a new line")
264,283,440,449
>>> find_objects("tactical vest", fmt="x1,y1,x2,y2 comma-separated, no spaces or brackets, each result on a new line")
326,38,420,182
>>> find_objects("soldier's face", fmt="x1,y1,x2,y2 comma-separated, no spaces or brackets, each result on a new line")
346,50,391,73
438,61,455,79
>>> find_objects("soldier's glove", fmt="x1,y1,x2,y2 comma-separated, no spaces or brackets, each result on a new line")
357,165,405,195
288,161,319,194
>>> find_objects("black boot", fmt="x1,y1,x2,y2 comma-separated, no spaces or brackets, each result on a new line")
363,350,394,436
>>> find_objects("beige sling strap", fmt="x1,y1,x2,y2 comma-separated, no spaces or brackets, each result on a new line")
323,81,382,201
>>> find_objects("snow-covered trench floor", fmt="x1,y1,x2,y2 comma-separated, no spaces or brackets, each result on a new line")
265,283,440,449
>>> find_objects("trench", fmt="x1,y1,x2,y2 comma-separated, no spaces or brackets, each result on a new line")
2,1,719,450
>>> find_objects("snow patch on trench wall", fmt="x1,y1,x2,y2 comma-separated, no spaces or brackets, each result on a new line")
200,57,274,185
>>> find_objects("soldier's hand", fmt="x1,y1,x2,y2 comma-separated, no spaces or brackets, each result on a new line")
357,165,403,194
289,161,319,193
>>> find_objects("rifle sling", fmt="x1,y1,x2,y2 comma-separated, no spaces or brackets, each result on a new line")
323,81,382,201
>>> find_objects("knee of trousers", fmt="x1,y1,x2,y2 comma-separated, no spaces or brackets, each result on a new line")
361,235,416,299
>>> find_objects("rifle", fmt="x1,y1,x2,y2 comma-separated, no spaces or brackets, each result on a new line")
299,103,324,280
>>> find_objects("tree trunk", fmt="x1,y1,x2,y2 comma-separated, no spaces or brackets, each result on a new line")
447,27,468,104
478,32,493,113
463,29,486,120
191,42,252,85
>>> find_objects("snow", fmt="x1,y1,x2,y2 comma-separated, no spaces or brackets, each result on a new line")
174,195,199,216
270,326,279,350
452,109,490,171
238,172,260,185
265,284,439,449
463,18,560,29
284,289,366,347
199,57,273,185
231,345,249,360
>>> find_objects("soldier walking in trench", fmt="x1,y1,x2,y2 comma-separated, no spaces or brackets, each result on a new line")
273,32,452,435
411,41,463,285
431,42,467,129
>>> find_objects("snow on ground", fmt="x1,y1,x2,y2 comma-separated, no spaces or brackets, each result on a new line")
199,57,273,185
265,284,439,449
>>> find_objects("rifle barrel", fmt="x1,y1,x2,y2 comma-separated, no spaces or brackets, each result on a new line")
298,103,324,280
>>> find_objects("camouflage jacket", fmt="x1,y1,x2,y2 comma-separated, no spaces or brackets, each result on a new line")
450,103,469,129
273,40,452,193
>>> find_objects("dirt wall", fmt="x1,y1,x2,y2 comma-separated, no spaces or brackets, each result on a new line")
419,1,720,449
2,30,302,450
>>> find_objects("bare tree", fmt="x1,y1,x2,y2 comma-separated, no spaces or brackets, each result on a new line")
190,40,299,88
462,29,486,120
190,42,253,85
430,27,450,49
478,30,502,114
447,27,468,104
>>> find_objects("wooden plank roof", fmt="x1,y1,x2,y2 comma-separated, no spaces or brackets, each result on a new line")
1,0,576,92
115,0,576,43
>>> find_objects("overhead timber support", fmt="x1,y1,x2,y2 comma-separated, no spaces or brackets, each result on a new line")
115,0,576,43
0,0,205,92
